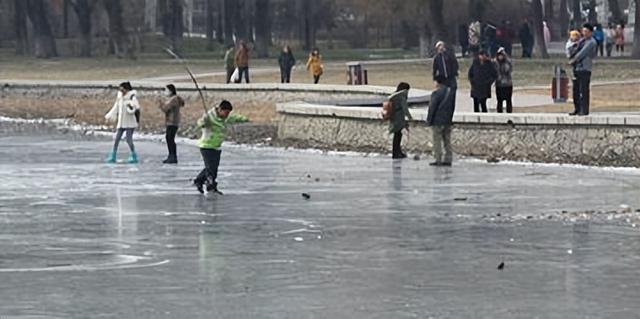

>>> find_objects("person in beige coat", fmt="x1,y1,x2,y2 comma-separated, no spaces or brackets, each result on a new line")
158,84,184,164
105,81,140,164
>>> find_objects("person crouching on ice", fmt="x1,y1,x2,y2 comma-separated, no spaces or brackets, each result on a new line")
193,100,245,195
105,81,140,164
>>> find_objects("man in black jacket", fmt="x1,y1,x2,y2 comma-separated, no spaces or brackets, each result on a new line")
427,77,456,166
432,41,459,112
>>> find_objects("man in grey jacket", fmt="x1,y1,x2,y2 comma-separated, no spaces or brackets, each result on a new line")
427,78,456,166
569,23,598,116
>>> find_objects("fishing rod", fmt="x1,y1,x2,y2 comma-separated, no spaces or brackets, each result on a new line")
164,47,209,114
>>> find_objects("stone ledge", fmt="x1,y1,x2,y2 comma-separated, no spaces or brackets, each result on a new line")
277,102,640,127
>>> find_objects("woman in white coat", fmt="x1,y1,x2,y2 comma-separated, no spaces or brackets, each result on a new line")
105,82,140,163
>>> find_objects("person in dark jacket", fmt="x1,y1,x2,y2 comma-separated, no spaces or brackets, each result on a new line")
278,46,296,83
494,47,513,113
388,82,413,159
468,51,497,113
427,78,456,166
519,19,534,58
458,24,470,57
432,41,459,112
158,84,184,164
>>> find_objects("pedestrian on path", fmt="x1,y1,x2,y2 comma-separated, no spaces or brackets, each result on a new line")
519,19,534,58
224,45,235,84
543,21,551,50
615,24,625,56
593,24,605,57
459,24,470,57
494,47,513,113
278,45,296,83
468,20,482,55
306,48,323,84
569,23,597,116
427,77,455,167
605,24,615,57
193,100,246,195
432,41,459,112
468,51,497,113
157,84,184,164
388,82,413,159
234,41,250,83
104,82,140,164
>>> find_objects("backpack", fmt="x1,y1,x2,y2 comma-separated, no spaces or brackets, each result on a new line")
381,100,393,120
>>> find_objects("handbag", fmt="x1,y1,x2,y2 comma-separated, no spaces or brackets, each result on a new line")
231,67,240,82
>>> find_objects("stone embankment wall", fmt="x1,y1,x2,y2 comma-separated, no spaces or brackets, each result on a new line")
277,103,640,167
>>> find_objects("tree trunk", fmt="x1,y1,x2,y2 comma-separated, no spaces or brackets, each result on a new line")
254,0,271,57
428,0,449,42
532,0,550,58
632,0,640,57
70,0,95,57
170,0,184,53
587,0,597,23
25,0,58,58
206,0,215,50
608,0,623,24
469,0,486,21
14,0,30,55
559,0,570,37
545,0,554,20
235,0,249,42
223,0,235,45
572,0,582,28
103,0,129,58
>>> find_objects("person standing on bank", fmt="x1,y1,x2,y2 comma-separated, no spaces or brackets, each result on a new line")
104,82,140,164
234,41,250,83
278,45,296,83
158,84,184,164
427,77,456,167
433,41,459,112
224,45,235,84
494,47,513,113
306,48,323,84
468,51,497,113
388,82,413,159
569,23,597,116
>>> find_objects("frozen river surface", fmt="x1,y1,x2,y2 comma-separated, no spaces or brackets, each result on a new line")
2,123,640,318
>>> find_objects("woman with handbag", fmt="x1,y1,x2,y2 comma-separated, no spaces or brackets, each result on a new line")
306,48,323,84
104,81,140,164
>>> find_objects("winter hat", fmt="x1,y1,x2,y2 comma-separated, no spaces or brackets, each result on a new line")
497,47,506,55
434,41,445,49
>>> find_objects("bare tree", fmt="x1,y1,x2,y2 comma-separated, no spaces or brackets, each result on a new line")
608,0,623,24
13,0,29,55
70,0,98,57
254,0,272,57
25,0,58,58
571,0,582,28
169,0,184,53
559,0,570,37
531,0,549,58
206,0,215,50
428,0,448,42
223,0,235,44
587,0,597,23
103,0,129,58
632,0,640,58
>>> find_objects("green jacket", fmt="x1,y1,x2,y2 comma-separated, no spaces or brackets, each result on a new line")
197,111,247,149
224,50,235,70
388,90,412,133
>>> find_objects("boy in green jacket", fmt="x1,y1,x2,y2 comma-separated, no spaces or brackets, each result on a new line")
193,100,246,195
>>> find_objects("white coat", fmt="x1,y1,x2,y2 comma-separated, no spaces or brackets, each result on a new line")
105,90,140,129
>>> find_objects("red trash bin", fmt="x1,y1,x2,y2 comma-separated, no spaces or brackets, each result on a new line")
551,65,569,103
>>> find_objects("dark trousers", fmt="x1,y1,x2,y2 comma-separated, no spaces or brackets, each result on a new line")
473,98,488,113
432,125,453,164
392,132,403,158
281,68,292,83
314,75,321,84
195,148,221,189
574,71,591,115
236,66,250,83
165,125,178,159
496,86,513,113
597,42,604,56
226,68,234,84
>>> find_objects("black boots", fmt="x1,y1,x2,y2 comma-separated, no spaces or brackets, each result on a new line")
163,154,178,164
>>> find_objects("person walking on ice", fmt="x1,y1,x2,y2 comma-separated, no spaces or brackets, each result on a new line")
193,100,247,195
105,81,140,164
158,84,184,164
